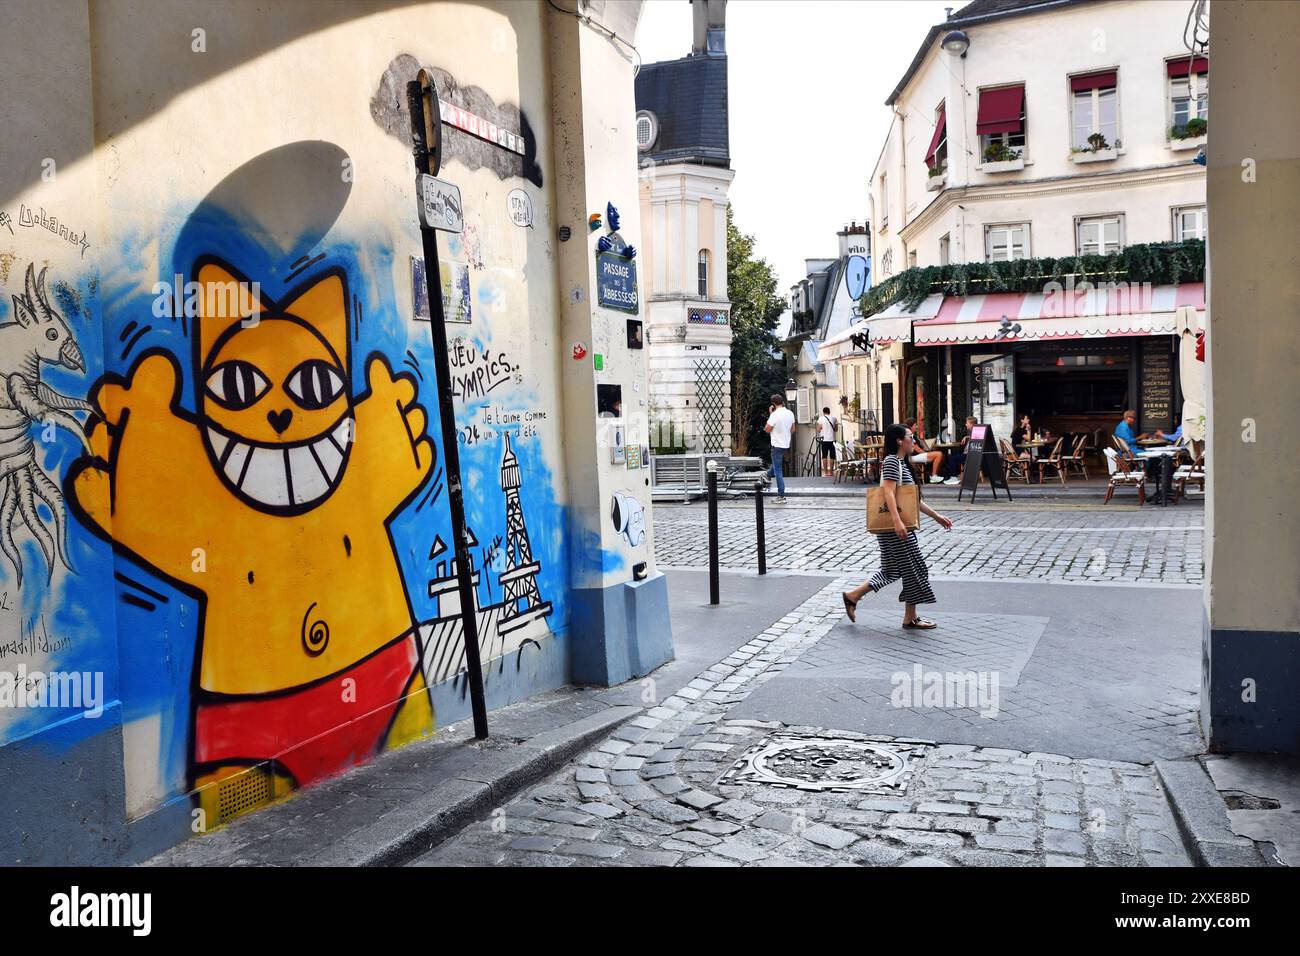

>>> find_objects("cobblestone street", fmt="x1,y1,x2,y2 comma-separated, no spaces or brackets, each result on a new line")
653,502,1204,585
415,579,1192,868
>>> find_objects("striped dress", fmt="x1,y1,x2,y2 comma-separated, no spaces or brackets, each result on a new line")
868,454,937,605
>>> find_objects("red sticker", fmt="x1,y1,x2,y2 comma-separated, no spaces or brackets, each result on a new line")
572,343,587,360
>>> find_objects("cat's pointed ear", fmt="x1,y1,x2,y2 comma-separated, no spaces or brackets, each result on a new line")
196,262,263,365
284,271,348,365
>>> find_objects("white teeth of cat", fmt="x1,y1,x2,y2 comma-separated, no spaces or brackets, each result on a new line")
242,445,291,506
222,438,251,487
287,444,330,505
206,420,353,509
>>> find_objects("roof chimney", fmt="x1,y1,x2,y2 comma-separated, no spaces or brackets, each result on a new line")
945,7,954,19
691,0,727,56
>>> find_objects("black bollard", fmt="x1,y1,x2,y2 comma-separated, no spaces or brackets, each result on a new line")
707,465,720,605
755,480,767,575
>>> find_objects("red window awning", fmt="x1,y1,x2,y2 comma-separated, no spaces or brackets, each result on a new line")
976,85,1024,136
1070,70,1117,92
1167,57,1209,77
924,106,947,168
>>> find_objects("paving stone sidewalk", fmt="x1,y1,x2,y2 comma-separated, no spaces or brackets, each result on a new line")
413,580,1189,867
654,505,1203,584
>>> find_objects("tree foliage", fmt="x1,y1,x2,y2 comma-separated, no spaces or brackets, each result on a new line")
726,205,787,457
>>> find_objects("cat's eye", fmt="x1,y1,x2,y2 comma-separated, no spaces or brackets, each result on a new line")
285,360,346,411
206,361,270,410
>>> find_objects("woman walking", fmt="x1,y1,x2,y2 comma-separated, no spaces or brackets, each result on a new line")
842,423,953,629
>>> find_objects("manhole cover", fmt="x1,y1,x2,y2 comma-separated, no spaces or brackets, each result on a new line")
719,732,928,793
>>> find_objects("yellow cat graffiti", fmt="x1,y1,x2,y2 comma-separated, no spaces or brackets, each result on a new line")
68,260,435,809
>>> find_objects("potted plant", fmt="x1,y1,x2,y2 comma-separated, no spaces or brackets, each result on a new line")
1173,117,1207,139
927,163,946,178
983,141,1017,163
1087,132,1110,151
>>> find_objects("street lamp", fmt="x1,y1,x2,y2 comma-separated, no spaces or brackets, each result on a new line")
942,30,970,57
785,377,797,408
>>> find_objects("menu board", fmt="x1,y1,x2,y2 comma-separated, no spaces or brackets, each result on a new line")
1140,339,1174,434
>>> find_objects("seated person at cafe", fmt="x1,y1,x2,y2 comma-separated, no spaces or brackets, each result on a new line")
903,417,947,484
943,416,979,484
1010,414,1034,458
1156,419,1183,443
1114,409,1150,457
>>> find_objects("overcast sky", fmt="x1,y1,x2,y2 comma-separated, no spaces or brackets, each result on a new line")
635,0,953,312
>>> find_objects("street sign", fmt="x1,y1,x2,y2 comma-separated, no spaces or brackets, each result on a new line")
417,174,463,233
596,251,638,313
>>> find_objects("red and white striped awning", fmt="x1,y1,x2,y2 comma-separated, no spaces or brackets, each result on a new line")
911,283,1205,346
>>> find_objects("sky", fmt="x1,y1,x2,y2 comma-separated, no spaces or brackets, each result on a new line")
635,0,954,317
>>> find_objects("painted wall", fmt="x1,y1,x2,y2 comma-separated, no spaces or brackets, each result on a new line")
0,0,663,862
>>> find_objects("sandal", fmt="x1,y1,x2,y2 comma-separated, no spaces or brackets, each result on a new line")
902,618,937,630
841,592,858,623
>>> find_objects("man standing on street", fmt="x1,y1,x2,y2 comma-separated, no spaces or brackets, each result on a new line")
765,394,795,502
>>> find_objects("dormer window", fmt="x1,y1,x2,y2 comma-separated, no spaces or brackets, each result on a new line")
636,111,657,152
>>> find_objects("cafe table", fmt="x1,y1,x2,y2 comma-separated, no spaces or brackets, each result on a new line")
1136,447,1183,505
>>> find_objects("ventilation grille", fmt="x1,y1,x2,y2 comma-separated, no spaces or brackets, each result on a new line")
216,766,275,824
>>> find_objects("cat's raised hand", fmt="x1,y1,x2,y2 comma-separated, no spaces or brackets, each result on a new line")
350,355,435,507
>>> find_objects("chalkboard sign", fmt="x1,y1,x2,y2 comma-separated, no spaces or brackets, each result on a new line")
958,424,1012,502
1140,339,1174,434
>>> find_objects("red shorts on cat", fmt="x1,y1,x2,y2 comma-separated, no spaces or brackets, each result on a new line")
193,634,421,787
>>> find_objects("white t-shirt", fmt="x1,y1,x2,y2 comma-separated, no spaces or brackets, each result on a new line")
767,407,795,449
817,415,837,442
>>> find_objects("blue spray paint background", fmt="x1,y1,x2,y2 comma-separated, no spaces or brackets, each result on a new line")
2,190,571,810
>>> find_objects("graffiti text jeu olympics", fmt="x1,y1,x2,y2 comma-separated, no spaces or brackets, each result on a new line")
448,339,515,400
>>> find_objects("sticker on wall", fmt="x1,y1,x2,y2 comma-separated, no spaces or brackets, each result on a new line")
571,342,587,361
610,491,646,547
593,353,604,371
570,287,584,304
626,319,643,349
845,254,872,300
588,213,602,232
641,444,651,466
625,444,641,470
411,255,471,324
507,188,533,228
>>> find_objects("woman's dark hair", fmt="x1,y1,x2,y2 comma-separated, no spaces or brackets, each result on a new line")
884,422,911,457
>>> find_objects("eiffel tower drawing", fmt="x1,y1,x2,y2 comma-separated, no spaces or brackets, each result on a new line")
497,433,552,634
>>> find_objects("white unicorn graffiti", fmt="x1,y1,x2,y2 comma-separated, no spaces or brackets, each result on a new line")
0,263,91,586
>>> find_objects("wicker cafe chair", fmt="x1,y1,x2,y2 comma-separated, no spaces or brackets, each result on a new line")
1061,433,1090,480
861,435,884,483
834,441,865,483
1103,447,1146,504
1173,450,1206,503
1035,436,1067,486
998,438,1030,485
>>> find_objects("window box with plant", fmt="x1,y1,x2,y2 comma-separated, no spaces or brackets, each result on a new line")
1167,57,1208,149
1170,116,1207,149
1070,71,1119,163
924,104,949,190
1071,131,1119,163
976,84,1027,172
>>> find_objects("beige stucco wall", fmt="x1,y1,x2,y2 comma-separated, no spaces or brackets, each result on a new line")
872,0,1206,270
1204,0,1300,633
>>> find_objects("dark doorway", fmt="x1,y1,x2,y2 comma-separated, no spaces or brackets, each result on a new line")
881,383,895,429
